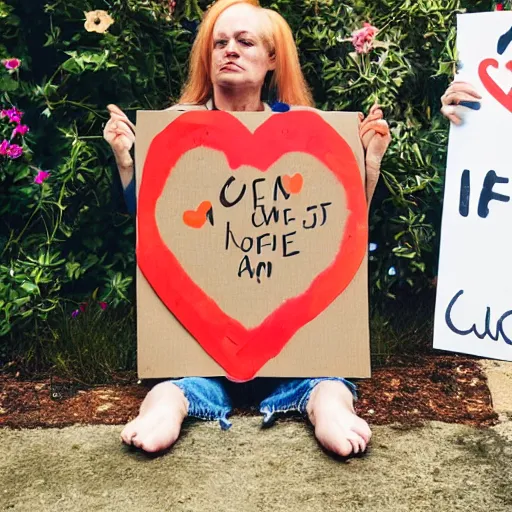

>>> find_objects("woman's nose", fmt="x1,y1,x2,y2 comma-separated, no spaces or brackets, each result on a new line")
225,39,239,55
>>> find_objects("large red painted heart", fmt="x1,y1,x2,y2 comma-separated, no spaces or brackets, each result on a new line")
478,58,512,112
137,110,367,381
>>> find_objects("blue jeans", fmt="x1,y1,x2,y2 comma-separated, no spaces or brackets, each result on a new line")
171,377,357,430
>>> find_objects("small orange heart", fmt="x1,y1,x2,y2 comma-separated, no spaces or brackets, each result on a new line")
183,200,212,229
282,173,303,195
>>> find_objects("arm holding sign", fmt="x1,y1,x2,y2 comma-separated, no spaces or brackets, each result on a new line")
103,104,136,189
359,103,391,204
103,104,138,213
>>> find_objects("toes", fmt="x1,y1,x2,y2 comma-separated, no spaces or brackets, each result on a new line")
131,433,162,453
132,431,178,453
132,435,151,452
355,433,367,454
352,419,373,445
334,437,355,457
131,435,142,449
358,429,371,445
314,423,353,457
346,431,368,455
313,411,372,457
321,432,367,457
120,421,138,445
347,436,360,455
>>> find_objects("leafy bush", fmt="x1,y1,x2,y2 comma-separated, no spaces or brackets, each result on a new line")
0,0,191,342
40,300,136,384
0,0,496,371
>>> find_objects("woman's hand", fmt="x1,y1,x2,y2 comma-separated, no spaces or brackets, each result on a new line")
440,81,481,125
103,104,136,188
359,103,391,204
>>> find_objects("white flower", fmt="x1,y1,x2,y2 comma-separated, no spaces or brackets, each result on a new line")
84,10,114,34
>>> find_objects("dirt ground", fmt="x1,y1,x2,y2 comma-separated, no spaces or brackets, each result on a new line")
2,357,512,512
2,419,512,512
0,355,498,429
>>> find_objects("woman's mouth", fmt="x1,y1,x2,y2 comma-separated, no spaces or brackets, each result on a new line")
221,62,242,72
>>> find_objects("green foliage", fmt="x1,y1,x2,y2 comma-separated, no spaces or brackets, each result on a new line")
0,0,496,370
0,0,192,341
24,301,137,384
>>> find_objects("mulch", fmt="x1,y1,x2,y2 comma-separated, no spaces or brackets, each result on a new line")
0,354,499,429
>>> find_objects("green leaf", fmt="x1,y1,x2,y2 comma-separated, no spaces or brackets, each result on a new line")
21,280,38,294
0,75,18,92
61,50,118,75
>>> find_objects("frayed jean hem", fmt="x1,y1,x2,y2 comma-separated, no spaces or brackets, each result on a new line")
260,377,358,426
171,378,233,430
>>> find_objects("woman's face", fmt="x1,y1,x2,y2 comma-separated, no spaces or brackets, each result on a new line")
211,4,275,92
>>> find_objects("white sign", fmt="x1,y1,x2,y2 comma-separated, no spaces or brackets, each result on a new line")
434,12,512,360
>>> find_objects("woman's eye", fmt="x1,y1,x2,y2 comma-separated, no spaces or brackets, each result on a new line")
239,39,253,47
215,40,227,47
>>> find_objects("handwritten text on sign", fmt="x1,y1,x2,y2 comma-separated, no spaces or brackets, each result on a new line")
433,11,512,361
183,174,334,283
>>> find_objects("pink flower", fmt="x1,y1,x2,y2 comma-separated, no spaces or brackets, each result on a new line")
99,301,108,310
34,170,51,184
3,58,21,70
1,107,23,124
0,139,9,155
79,303,87,312
11,124,29,139
351,22,379,54
6,144,22,159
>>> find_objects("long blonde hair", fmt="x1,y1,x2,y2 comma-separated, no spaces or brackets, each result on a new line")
179,0,314,107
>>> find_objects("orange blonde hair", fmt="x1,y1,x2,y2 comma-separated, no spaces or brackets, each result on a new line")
179,0,314,107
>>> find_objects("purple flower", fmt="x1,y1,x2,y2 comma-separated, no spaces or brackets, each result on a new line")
34,170,51,184
99,301,108,310
6,144,22,159
0,139,9,155
11,124,29,139
3,58,21,70
1,107,23,124
72,309,80,318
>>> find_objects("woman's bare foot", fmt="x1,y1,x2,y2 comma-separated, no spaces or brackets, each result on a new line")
120,381,189,453
306,380,372,457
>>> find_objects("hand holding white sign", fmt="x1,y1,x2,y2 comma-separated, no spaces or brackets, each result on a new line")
434,12,512,361
441,81,482,125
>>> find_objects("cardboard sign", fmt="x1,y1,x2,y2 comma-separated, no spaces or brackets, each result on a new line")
135,109,370,380
434,12,512,360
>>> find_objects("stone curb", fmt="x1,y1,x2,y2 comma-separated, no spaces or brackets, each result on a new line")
480,359,512,440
